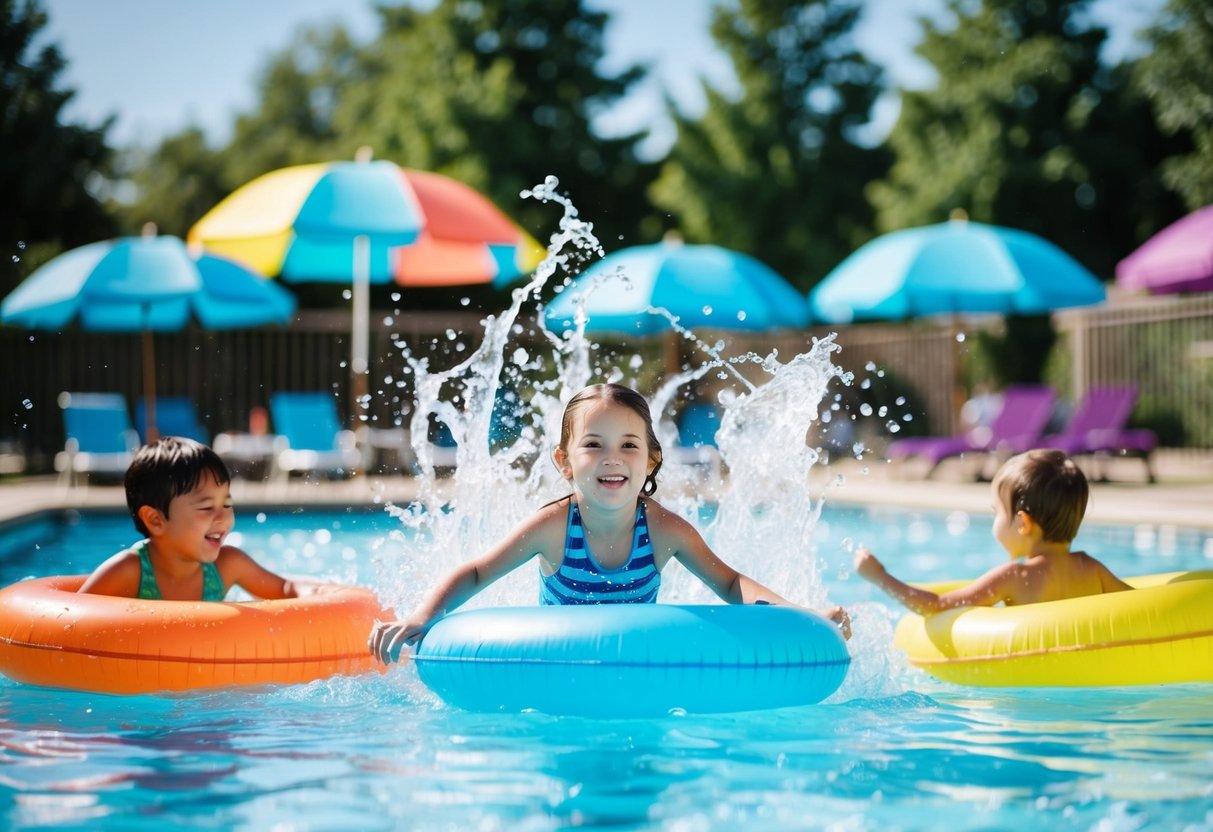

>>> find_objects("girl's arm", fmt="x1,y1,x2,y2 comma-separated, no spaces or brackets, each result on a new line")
218,547,297,599
370,504,564,664
77,550,141,597
659,508,851,638
854,547,1013,614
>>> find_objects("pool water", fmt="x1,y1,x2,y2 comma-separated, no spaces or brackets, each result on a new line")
1,504,1211,831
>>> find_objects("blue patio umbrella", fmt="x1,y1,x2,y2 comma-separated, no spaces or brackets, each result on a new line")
1,232,296,440
544,240,810,336
809,217,1105,323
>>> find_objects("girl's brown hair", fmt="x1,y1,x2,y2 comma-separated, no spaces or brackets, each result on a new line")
557,383,663,495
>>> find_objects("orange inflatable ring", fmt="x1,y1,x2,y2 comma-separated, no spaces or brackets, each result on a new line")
0,575,393,694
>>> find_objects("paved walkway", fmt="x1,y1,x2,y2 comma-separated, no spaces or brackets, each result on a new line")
2,449,1210,530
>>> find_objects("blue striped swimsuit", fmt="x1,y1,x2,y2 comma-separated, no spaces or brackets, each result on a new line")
539,500,661,605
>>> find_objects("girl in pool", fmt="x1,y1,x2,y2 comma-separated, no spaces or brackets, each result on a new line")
370,383,851,663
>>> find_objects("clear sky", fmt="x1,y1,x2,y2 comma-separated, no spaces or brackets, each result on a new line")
40,0,1163,158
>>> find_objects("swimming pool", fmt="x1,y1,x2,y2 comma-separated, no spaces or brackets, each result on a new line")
1,503,1210,831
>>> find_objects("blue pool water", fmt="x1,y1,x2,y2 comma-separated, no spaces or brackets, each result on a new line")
1,503,1211,831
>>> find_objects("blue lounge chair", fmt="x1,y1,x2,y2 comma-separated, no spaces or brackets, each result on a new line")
886,385,1056,477
135,397,209,444
55,392,140,487
268,392,362,483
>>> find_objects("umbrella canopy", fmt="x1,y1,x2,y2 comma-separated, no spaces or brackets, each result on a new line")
809,218,1106,324
188,156,543,411
187,160,543,288
1,234,296,440
1115,205,1213,295
544,241,810,336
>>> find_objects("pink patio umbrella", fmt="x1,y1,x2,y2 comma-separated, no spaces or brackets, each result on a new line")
1116,205,1213,295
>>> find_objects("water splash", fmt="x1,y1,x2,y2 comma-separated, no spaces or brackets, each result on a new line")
374,176,862,655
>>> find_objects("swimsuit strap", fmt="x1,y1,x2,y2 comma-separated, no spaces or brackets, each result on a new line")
135,539,227,602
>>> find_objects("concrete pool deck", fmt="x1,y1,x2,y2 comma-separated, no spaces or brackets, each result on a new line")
1,449,1210,530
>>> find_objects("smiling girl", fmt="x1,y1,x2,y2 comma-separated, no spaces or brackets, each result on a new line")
370,383,850,664
79,437,298,601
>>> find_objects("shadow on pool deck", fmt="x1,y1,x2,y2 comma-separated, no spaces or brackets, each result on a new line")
1,449,1210,530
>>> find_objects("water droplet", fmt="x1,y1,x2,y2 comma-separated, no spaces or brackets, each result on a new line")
886,420,901,433
17,241,26,250
460,297,470,306
860,379,871,390
513,348,529,366
390,292,401,302
382,316,394,326
859,403,873,416
736,310,747,322
341,289,352,300
955,332,966,343
865,361,877,371
702,305,713,316
895,396,906,406
877,406,888,417
903,413,913,422
10,255,18,263
22,399,32,410
852,442,866,456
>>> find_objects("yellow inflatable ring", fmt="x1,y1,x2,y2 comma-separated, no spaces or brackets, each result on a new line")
0,575,393,694
893,570,1213,686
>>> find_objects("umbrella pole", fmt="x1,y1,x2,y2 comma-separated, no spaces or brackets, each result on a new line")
142,328,158,444
351,234,370,426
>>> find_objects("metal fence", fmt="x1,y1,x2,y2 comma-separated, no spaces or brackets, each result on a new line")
4,294,1211,473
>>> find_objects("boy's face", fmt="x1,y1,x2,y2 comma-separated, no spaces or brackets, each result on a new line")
152,471,233,563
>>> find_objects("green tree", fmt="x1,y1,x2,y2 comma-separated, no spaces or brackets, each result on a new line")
869,0,1179,279
336,0,657,247
114,127,229,238
1133,0,1213,210
0,0,116,296
650,0,889,290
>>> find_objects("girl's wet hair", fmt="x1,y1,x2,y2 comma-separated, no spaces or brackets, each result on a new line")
558,383,664,495
125,437,231,536
994,448,1088,543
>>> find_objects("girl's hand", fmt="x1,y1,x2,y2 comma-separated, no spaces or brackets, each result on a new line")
821,605,852,641
368,617,427,664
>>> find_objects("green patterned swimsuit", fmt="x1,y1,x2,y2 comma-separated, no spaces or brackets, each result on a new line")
134,539,226,601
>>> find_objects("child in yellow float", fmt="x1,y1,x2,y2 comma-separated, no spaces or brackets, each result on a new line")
371,383,851,663
855,448,1132,612
79,436,299,601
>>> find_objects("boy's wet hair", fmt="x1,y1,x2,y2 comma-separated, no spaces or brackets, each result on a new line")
558,383,664,495
994,449,1088,543
125,437,231,536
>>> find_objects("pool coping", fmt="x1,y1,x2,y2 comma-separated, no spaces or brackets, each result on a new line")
1,451,1210,532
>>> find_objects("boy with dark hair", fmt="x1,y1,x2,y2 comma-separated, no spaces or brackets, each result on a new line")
80,437,299,601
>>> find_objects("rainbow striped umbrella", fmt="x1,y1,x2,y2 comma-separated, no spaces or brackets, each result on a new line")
188,157,543,389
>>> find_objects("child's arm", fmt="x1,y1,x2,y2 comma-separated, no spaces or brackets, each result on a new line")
77,550,142,597
854,547,1015,614
659,509,851,639
369,504,563,664
217,547,297,600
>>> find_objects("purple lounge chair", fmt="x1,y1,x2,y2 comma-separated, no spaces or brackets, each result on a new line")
887,385,1057,477
1038,385,1157,482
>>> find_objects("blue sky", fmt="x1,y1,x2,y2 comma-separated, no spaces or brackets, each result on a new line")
41,0,1163,158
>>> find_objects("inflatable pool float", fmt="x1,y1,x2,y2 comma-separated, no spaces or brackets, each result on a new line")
414,604,850,716
0,575,393,694
893,570,1213,686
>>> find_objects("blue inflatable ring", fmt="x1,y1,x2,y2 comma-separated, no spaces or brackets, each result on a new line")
414,604,850,716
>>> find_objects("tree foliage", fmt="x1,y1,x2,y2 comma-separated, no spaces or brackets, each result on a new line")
650,0,889,290
1133,0,1213,210
0,0,116,295
869,0,1181,278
